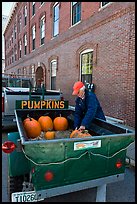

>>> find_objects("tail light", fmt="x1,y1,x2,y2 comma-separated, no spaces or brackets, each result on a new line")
44,170,54,182
2,96,4,112
31,167,35,174
116,159,123,168
2,141,16,154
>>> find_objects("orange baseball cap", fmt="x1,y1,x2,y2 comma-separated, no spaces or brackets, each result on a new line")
72,81,84,95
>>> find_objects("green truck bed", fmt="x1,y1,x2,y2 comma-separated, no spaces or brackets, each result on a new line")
6,108,135,202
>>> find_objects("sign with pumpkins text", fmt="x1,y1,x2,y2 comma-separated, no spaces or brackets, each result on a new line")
16,100,69,110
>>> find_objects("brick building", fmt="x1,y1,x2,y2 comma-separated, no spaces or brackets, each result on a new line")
2,15,8,73
3,2,135,127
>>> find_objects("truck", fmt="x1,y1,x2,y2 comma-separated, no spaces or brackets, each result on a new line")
2,100,135,202
2,75,63,130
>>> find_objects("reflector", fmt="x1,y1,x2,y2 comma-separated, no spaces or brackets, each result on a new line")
44,171,54,182
116,160,122,168
2,141,16,153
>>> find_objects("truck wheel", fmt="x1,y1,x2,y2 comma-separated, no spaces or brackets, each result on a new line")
8,175,24,201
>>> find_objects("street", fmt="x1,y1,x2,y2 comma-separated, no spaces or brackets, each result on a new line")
2,131,135,202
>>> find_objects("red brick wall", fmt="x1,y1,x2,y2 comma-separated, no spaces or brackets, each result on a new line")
4,2,135,127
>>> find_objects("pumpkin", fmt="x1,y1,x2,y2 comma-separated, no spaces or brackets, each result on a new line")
23,114,34,125
38,116,53,131
44,131,55,140
23,117,41,139
53,115,68,131
70,130,91,138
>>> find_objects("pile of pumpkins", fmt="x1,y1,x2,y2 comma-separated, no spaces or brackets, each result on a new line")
23,115,92,140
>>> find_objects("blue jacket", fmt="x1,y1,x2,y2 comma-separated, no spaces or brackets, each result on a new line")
74,90,106,129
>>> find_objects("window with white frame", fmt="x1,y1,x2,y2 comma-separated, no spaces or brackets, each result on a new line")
24,34,27,55
32,25,36,50
19,40,22,59
31,65,35,76
100,2,110,8
40,15,45,45
71,2,81,26
80,49,93,84
53,2,59,37
24,5,27,26
12,49,14,63
50,60,57,90
19,15,22,33
32,2,35,16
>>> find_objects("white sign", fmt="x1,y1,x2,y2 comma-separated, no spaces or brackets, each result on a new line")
74,140,101,151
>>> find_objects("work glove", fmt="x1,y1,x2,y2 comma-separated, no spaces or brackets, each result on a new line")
78,125,85,131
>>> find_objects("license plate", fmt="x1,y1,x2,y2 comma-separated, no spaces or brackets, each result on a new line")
11,191,42,202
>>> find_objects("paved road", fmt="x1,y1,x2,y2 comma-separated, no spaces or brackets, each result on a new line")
2,131,135,202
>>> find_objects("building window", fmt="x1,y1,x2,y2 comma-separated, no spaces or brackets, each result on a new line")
24,5,27,26
53,2,59,37
17,68,21,75
12,32,13,43
24,34,27,55
14,47,17,61
100,2,110,8
5,40,6,50
40,15,45,45
50,60,57,90
14,45,17,61
32,2,35,16
72,2,81,25
32,25,36,50
23,67,25,75
18,15,22,33
14,25,17,39
80,49,93,84
19,40,22,59
29,67,32,77
12,49,14,63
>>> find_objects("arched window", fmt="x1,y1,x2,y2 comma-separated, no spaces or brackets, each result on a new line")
80,49,93,84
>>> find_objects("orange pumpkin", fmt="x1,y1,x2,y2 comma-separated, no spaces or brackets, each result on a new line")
70,129,79,138
23,115,34,125
38,116,53,131
44,131,55,140
70,130,91,138
23,117,41,139
53,115,68,131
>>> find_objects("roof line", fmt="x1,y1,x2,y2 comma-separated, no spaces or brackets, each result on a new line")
3,2,18,34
